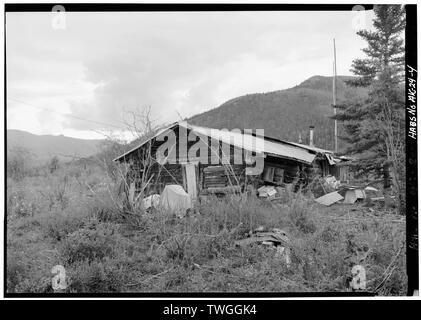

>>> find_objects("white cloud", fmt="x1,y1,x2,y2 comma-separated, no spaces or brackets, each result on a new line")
6,10,374,139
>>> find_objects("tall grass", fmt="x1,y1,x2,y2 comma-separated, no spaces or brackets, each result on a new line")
6,161,407,294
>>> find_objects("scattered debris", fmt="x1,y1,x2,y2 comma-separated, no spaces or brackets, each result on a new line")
343,188,366,204
363,186,382,204
364,186,379,192
143,194,160,210
235,227,291,266
275,186,286,196
324,175,341,190
205,186,241,195
370,196,385,202
275,246,291,266
370,196,395,203
313,180,386,207
235,231,288,247
160,185,192,217
315,191,344,206
257,186,277,198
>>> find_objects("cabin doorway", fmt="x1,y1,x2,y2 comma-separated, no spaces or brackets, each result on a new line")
183,163,197,199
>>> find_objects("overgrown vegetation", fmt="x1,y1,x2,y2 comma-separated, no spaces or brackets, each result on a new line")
6,15,408,293
6,152,406,295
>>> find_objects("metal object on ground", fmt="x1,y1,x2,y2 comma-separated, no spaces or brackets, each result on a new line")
315,191,344,206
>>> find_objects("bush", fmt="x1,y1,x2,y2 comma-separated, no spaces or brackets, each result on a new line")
6,250,56,294
60,221,131,265
67,259,125,293
41,209,87,242
7,183,40,219
288,195,317,234
48,156,60,174
6,254,27,293
163,231,232,266
6,160,408,294
197,195,288,236
86,191,124,223
7,147,33,181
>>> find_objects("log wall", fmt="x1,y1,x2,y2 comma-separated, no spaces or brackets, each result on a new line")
123,125,335,195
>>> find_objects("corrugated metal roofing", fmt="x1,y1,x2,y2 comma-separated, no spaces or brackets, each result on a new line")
114,121,316,164
285,141,334,154
315,191,344,206
183,123,316,164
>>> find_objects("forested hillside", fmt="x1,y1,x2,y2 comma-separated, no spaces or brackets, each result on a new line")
189,75,367,151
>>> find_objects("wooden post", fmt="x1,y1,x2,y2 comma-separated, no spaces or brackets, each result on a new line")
333,38,338,153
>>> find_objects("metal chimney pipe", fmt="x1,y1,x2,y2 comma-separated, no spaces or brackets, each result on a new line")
309,126,314,147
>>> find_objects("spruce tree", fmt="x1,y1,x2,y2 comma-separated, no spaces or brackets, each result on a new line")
334,5,406,212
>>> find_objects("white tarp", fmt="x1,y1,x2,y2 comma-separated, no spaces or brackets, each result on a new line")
160,185,192,216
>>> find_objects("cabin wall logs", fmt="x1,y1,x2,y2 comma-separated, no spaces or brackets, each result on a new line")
123,126,324,195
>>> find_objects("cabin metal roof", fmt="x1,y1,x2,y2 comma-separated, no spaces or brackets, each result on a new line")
185,123,316,164
113,121,328,164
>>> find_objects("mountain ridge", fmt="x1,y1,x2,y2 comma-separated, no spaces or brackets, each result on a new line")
189,75,367,150
7,75,366,162
7,129,105,163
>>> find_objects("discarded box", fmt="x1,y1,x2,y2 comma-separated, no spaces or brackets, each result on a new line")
235,228,291,266
257,185,277,198
343,188,366,204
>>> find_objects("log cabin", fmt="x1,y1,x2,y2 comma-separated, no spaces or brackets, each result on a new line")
114,121,350,198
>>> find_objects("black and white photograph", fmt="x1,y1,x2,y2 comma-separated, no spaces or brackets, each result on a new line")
3,2,418,298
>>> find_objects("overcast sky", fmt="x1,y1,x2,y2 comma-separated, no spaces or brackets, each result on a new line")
6,10,374,140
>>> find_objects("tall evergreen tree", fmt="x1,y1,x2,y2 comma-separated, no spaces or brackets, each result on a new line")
334,5,406,211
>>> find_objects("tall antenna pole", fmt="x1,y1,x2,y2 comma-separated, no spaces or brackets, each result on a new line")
333,38,338,153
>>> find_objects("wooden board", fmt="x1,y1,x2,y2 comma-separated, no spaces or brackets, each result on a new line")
184,163,197,199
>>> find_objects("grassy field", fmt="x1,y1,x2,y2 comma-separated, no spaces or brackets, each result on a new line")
6,161,407,295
